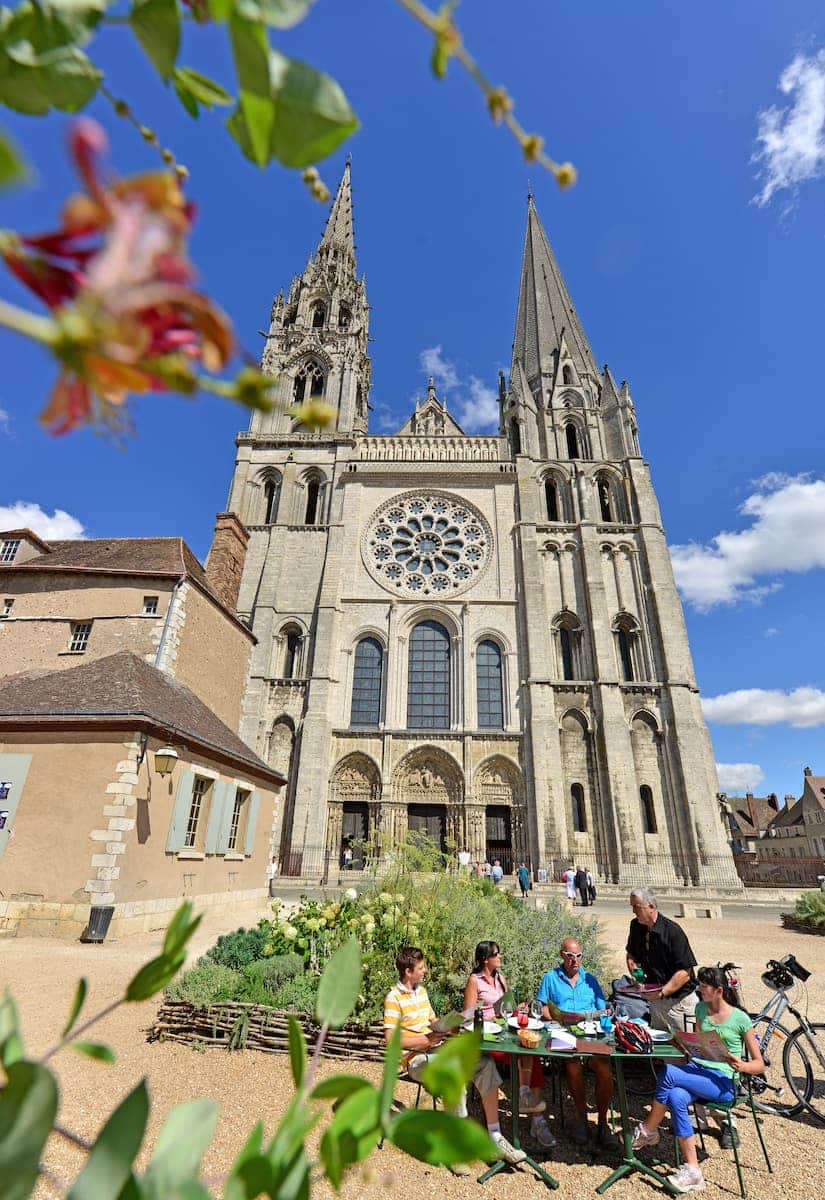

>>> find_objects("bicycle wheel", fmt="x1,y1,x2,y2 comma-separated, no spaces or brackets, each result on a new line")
750,1016,810,1117
783,1023,825,1124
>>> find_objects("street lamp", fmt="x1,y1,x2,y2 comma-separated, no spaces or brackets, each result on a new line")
154,747,179,778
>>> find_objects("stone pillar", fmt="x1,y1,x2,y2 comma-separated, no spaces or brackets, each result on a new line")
204,512,250,614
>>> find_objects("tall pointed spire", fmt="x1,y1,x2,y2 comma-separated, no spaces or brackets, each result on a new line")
512,195,598,384
319,160,355,255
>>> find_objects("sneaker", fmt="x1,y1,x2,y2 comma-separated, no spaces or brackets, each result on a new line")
519,1088,547,1115
490,1131,527,1165
569,1119,590,1145
720,1126,740,1150
666,1165,705,1193
594,1124,622,1153
448,1162,472,1177
530,1115,557,1150
631,1122,660,1150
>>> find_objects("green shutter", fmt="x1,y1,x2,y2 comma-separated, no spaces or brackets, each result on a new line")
218,785,238,853
0,753,32,864
166,768,194,852
205,780,230,854
244,792,261,856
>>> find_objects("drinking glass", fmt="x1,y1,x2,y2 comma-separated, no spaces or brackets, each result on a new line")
530,998,542,1023
501,998,514,1023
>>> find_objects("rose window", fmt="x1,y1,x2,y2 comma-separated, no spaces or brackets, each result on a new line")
363,491,492,597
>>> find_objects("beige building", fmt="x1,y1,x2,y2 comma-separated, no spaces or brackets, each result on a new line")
222,167,740,892
0,521,285,937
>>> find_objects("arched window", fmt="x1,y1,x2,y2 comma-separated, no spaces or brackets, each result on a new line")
311,302,326,328
476,640,504,729
565,424,580,460
304,477,325,525
545,478,559,521
263,474,281,524
559,627,574,681
407,620,450,729
282,627,303,679
563,364,574,385
571,783,587,832
351,637,383,726
553,612,583,680
640,785,657,834
509,421,521,456
598,479,613,522
617,627,635,682
338,306,351,329
293,360,325,406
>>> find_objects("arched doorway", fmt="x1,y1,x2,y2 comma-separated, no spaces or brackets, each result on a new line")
476,756,526,874
327,753,381,871
392,747,464,855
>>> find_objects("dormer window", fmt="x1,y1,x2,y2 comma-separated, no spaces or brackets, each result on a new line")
0,539,21,563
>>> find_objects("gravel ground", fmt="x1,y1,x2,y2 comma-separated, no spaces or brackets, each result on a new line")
3,902,824,1198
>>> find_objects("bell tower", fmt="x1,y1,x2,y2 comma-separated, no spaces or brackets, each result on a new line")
250,161,371,438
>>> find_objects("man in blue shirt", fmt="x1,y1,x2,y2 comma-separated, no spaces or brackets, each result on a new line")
538,937,617,1150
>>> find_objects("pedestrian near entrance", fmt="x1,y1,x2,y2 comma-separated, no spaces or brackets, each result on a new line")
516,861,531,899
574,865,590,907
266,856,277,898
491,859,504,885
562,865,576,902
586,868,596,904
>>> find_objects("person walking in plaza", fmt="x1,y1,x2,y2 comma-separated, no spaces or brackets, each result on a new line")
464,941,556,1151
538,938,619,1150
586,868,596,904
482,858,492,879
632,965,765,1193
491,859,504,885
574,865,590,907
516,861,531,899
625,888,698,1031
562,864,576,902
384,945,526,1171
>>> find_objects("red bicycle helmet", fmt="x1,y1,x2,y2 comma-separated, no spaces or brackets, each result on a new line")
614,1020,653,1054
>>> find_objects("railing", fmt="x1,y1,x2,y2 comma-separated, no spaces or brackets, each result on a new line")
356,435,505,462
733,853,825,888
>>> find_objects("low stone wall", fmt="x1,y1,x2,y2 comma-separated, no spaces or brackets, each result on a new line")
150,999,386,1060
0,887,270,940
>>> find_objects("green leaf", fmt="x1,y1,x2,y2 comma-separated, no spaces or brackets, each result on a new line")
390,1109,496,1167
315,937,360,1028
142,1098,218,1198
128,0,180,80
0,992,24,1067
68,1080,149,1200
268,49,358,168
162,900,200,959
72,1041,116,1064
420,1030,481,1108
378,1023,402,1127
126,904,200,1001
62,978,88,1039
309,1073,372,1102
207,0,234,19
234,0,315,29
228,13,273,167
225,1123,268,1200
172,64,232,116
319,1087,381,1190
0,1061,59,1200
287,1015,306,1089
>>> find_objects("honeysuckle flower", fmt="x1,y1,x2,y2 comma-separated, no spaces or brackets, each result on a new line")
0,119,233,435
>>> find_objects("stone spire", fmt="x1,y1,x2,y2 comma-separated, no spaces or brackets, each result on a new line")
319,160,355,257
512,195,598,386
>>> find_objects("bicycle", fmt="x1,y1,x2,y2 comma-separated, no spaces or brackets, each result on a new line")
720,955,825,1123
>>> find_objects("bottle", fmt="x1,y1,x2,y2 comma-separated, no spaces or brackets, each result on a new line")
474,1004,483,1033
633,966,646,984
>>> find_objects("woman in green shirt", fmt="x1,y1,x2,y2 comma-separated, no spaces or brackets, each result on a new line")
631,966,765,1193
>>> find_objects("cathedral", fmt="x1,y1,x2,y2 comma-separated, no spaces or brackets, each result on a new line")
222,164,740,892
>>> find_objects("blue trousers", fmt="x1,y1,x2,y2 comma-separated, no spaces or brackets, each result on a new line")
655,1062,735,1139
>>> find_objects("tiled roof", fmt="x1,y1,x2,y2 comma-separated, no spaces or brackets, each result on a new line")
0,651,284,784
728,795,780,833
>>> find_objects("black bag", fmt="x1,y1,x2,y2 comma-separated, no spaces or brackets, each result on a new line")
610,975,650,1021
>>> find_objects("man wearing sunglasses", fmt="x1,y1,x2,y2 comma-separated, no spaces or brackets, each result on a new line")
538,938,618,1151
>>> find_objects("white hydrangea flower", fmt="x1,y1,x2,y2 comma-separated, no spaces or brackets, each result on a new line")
344,887,358,901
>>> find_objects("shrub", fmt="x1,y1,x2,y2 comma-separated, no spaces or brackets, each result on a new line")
205,924,270,969
166,962,245,1006
270,972,319,1012
243,954,304,990
782,889,825,933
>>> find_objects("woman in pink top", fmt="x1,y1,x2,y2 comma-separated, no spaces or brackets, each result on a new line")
463,941,556,1151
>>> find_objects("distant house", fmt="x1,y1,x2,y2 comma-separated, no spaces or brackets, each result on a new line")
0,518,286,938
763,768,825,862
724,768,825,888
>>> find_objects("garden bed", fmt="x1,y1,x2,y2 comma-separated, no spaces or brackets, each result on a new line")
149,999,387,1059
780,913,825,936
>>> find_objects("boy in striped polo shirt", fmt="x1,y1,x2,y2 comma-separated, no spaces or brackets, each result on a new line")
384,945,525,1168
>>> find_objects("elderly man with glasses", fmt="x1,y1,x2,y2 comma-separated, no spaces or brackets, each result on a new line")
538,937,618,1150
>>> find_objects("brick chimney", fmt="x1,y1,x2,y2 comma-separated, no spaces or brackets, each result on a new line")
205,512,249,614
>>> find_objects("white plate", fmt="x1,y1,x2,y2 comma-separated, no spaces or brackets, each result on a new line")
544,1021,565,1031
507,1016,543,1031
650,1030,671,1043
483,1021,504,1036
582,1021,599,1036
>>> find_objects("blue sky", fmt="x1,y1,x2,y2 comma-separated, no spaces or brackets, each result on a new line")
2,2,825,802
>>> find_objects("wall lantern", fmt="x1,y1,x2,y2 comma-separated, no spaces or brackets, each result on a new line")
154,747,179,777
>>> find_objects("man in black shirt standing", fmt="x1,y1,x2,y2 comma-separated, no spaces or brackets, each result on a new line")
626,887,698,1031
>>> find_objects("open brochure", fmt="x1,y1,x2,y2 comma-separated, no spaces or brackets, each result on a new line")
431,1010,468,1034
548,1028,576,1051
668,1024,729,1064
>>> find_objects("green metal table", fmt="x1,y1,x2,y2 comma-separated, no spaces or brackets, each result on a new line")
480,1029,686,1194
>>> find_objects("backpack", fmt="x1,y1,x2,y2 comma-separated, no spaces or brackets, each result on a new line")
610,975,650,1022
614,1019,653,1054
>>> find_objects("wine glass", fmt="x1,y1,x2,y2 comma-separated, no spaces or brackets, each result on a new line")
501,997,514,1024
530,998,542,1024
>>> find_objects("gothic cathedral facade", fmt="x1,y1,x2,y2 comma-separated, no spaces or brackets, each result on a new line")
222,165,739,891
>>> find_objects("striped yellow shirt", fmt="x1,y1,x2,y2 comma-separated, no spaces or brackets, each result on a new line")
383,980,436,1065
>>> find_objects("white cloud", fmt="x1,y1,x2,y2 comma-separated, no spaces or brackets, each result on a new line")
670,473,825,610
703,686,825,728
753,49,825,206
763,627,780,638
0,501,85,540
0,408,10,435
418,346,499,434
716,762,766,793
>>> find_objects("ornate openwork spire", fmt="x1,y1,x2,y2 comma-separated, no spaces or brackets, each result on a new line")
319,160,355,255
512,196,598,384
